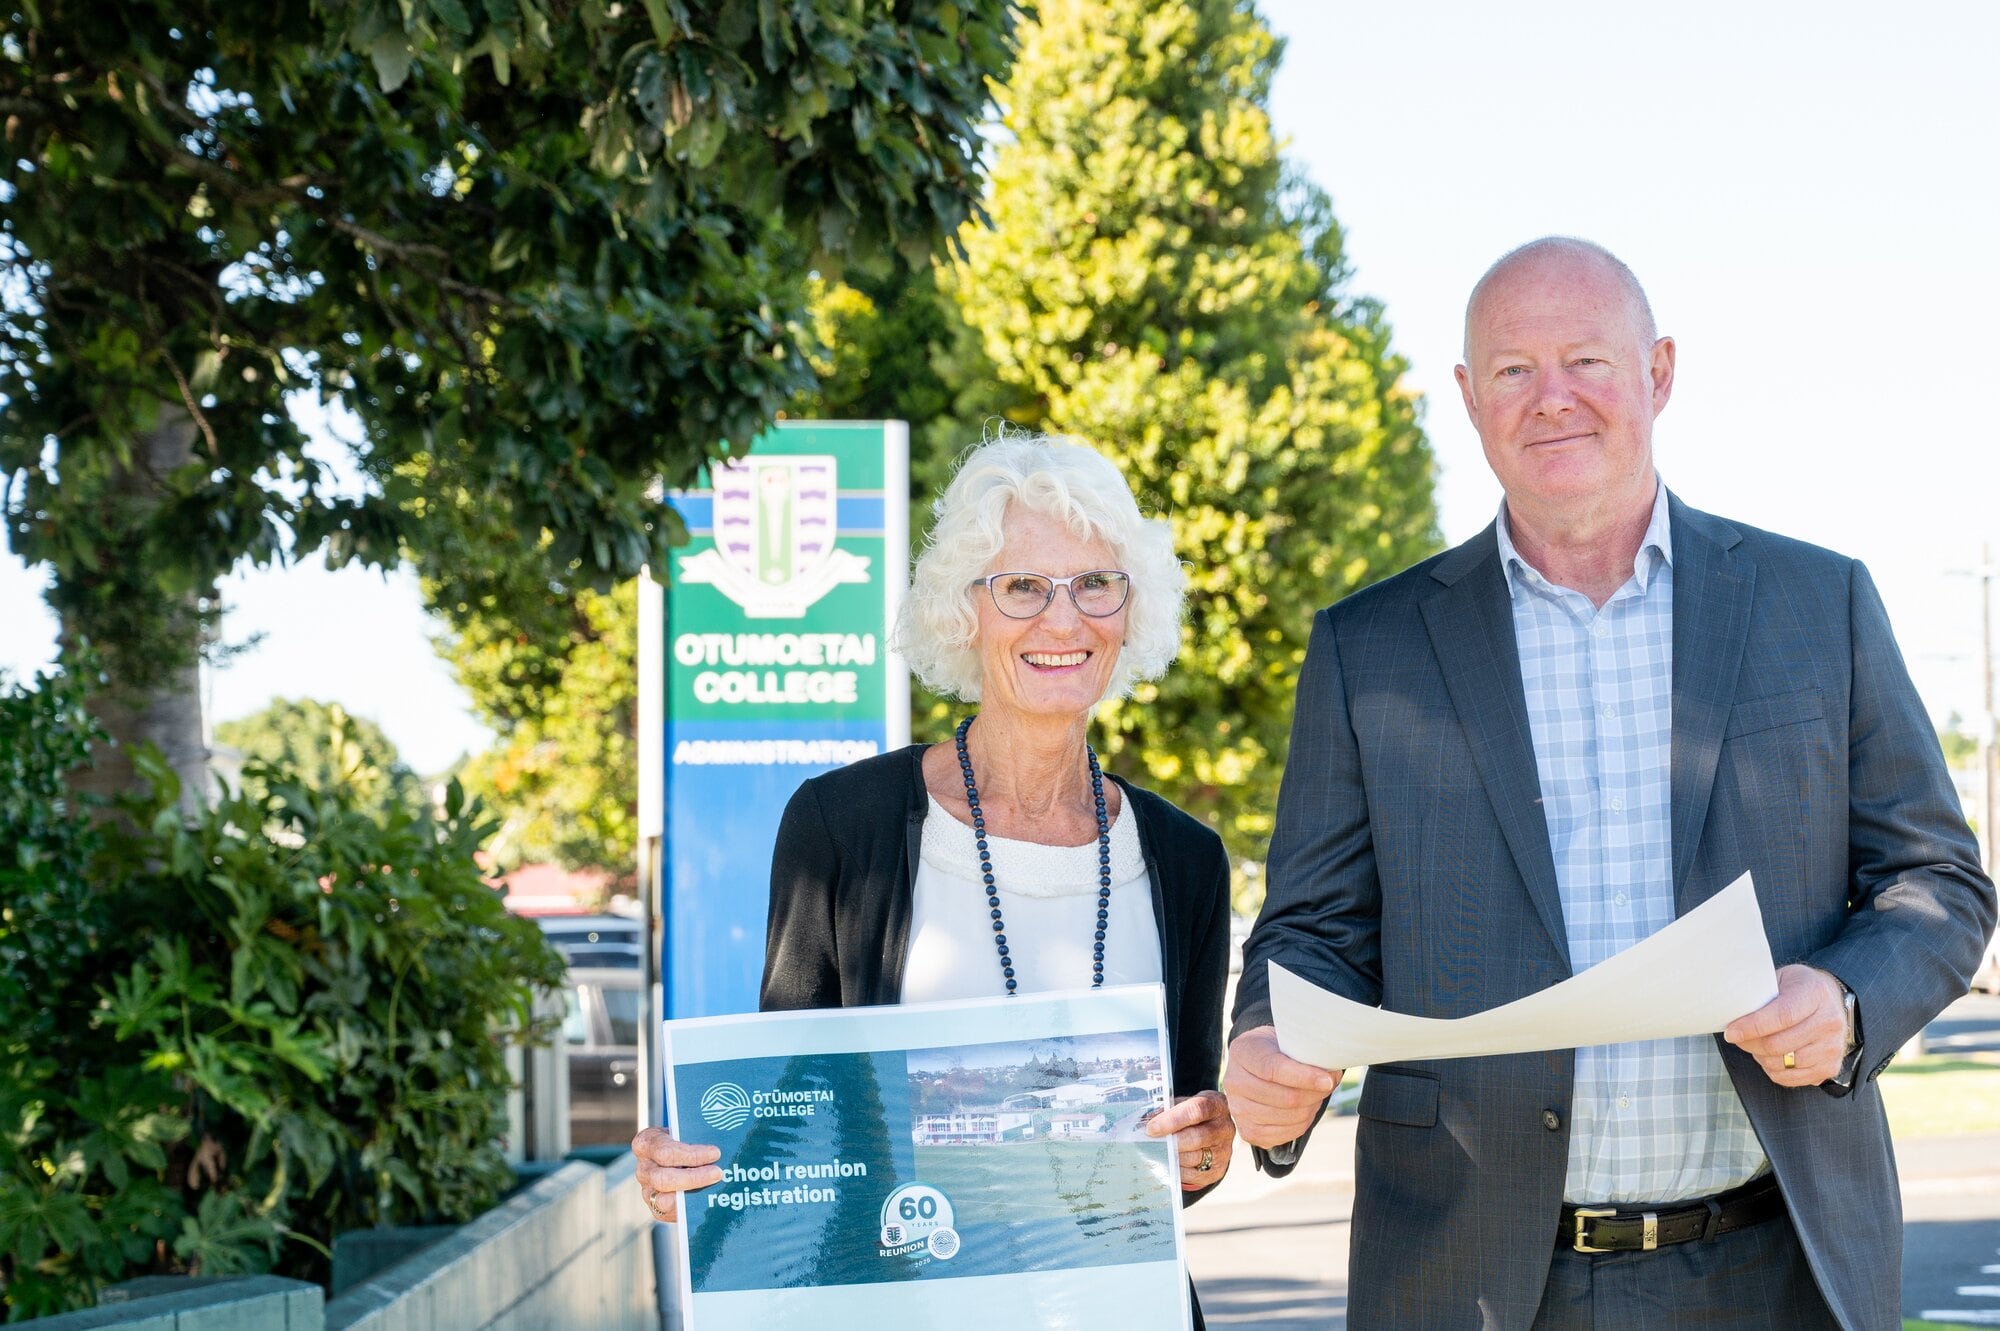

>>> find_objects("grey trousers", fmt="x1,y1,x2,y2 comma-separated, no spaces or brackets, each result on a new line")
1531,1213,1840,1329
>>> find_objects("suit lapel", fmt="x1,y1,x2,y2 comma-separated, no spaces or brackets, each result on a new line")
1668,497,1754,913
1422,528,1570,963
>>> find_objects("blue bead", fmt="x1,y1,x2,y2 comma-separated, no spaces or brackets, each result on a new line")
982,872,995,885
997,944,1010,956
1094,929,1106,941
1002,966,1014,977
1005,979,1017,991
994,934,1005,946
992,921,1005,932
990,908,1002,920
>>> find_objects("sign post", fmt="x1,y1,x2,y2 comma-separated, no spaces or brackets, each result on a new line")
642,422,910,1020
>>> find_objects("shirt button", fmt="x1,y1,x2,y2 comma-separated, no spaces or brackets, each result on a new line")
1608,797,1625,812
1600,703,1618,719
1618,1096,1632,1110
1614,892,1629,908
1542,1109,1562,1132
1593,622,1609,638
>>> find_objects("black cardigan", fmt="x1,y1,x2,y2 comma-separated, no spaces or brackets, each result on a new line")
760,743,1232,1144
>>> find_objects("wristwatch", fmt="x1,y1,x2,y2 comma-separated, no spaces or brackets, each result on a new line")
1827,975,1864,1092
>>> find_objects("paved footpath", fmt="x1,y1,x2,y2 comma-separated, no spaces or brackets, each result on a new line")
1184,1114,1355,1328
1187,996,2000,1329
1901,994,2000,1327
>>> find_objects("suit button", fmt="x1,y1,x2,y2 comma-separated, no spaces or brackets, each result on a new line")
1542,1109,1562,1132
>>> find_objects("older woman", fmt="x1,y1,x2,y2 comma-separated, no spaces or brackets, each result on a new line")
633,434,1235,1321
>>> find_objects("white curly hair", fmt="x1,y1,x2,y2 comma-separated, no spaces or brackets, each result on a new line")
893,431,1185,703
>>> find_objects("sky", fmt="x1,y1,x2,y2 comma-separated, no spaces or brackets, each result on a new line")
3,1,1997,774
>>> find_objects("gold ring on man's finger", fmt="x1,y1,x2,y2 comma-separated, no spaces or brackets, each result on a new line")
1196,1148,1214,1172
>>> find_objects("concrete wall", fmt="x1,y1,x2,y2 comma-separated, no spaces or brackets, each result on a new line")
22,1276,322,1330
326,1156,656,1331
21,1158,656,1331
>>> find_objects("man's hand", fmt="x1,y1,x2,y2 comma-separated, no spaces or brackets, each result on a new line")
1723,964,1850,1087
1222,1026,1340,1149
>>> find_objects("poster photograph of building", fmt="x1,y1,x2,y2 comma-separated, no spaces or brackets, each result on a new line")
906,1032,1169,1147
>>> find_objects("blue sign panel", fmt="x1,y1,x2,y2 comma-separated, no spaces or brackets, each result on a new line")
657,422,909,1018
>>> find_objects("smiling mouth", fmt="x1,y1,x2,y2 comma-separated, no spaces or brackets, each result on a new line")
1022,651,1090,669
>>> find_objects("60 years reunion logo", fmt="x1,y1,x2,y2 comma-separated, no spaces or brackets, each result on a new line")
699,1083,754,1132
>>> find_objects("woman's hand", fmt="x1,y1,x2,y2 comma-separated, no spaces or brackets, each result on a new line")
632,1126,724,1222
1144,1089,1235,1191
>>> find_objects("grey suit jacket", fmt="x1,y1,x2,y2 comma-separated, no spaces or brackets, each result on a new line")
1233,494,1996,1330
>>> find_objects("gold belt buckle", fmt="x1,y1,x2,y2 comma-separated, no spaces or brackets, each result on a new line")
1573,1207,1617,1253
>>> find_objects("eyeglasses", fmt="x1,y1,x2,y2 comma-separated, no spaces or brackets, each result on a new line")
970,570,1131,619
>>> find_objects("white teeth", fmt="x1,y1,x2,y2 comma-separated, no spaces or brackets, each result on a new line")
1023,652,1088,668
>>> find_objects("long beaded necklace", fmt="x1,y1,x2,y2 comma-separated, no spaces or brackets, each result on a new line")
953,716,1113,996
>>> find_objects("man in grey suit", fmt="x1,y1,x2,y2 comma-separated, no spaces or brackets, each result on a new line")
1224,237,1996,1328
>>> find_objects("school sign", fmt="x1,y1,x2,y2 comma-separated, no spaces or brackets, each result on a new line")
643,422,910,1019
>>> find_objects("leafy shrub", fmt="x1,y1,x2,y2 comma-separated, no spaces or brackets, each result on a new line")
0,668,569,1320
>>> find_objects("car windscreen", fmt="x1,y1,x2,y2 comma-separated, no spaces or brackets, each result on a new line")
601,985,643,1047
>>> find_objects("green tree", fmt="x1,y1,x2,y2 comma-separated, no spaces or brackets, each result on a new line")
1,0,1020,805
446,583,638,876
428,261,1025,878
951,0,1438,879
1940,710,1979,768
212,697,422,825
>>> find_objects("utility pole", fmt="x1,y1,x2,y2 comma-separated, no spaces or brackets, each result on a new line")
1983,543,1997,880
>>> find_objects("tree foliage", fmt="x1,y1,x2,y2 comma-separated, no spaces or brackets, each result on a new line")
1939,711,1979,769
212,696,422,824
446,582,638,875
430,259,1027,878
0,0,1020,795
0,667,565,1319
950,0,1438,876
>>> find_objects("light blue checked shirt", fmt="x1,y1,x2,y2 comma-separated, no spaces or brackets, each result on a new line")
1495,481,1767,1204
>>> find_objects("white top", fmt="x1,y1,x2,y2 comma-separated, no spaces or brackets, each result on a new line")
898,795,1162,1003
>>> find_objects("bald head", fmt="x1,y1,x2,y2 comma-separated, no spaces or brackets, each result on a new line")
1462,237,1656,363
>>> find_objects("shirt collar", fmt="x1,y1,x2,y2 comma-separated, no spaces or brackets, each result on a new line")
1495,479,1673,598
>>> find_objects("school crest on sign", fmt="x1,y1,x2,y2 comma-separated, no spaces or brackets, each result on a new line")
676,455,871,618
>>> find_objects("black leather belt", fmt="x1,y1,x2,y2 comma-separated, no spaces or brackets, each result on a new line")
1560,1175,1784,1254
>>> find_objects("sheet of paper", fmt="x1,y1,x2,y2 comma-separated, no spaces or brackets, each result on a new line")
1270,871,1778,1070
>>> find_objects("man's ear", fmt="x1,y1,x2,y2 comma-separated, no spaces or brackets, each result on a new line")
1649,336,1676,416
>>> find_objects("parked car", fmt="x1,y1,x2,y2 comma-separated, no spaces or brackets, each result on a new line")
562,966,642,1147
536,913,642,968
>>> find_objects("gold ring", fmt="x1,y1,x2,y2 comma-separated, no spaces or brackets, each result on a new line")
1782,1051,1796,1069
1196,1148,1214,1172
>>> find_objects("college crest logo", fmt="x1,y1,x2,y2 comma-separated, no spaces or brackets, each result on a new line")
676,455,870,618
699,1082,755,1132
